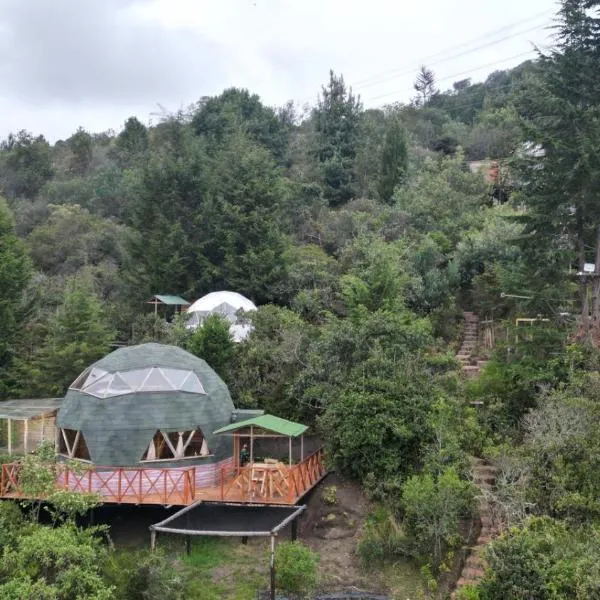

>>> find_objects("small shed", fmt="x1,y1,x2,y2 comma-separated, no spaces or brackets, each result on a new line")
147,295,190,316
0,398,62,455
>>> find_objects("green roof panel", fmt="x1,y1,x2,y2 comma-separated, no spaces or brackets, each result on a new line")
149,295,190,306
214,414,308,438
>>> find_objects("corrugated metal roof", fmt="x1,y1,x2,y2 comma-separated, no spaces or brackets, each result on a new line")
148,295,190,306
213,414,308,438
0,398,62,420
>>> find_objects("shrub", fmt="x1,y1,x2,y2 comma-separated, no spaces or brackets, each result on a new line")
275,541,319,598
401,466,476,568
357,506,408,566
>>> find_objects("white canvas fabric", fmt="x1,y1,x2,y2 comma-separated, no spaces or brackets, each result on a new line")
186,291,257,342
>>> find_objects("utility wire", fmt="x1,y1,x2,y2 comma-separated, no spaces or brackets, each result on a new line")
354,22,549,93
353,11,550,87
363,50,538,103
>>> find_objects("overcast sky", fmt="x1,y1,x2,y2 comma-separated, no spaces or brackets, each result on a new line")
0,0,558,141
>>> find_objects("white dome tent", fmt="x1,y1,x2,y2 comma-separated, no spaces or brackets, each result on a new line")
186,291,257,342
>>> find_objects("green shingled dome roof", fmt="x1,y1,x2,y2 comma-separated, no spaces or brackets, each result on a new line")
57,343,235,467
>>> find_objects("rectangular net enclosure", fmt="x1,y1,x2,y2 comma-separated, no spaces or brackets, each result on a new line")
150,501,305,538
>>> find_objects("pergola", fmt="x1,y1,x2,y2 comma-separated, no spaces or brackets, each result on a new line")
147,294,190,316
0,398,62,455
213,414,308,467
150,501,306,600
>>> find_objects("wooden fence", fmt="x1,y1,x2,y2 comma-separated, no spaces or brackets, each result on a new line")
0,447,326,506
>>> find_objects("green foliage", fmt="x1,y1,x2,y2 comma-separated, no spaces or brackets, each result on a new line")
186,314,235,379
67,127,93,175
357,506,408,566
0,524,114,600
321,485,338,505
275,541,319,597
103,549,186,600
400,467,476,567
476,517,600,600
0,197,32,397
378,118,408,202
14,275,114,397
314,70,362,206
0,130,54,198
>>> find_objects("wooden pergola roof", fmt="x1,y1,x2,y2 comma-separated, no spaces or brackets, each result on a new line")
213,414,308,438
0,398,62,420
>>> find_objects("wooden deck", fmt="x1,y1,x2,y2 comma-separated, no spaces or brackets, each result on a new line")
0,447,326,506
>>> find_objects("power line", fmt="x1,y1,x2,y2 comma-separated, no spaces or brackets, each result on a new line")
363,50,538,103
352,10,552,88
353,21,549,92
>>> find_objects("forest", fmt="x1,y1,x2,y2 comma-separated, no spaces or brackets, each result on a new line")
1,0,600,598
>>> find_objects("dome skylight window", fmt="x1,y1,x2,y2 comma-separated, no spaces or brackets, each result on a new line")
70,367,205,398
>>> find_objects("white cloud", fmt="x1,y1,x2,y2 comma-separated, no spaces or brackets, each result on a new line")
0,0,558,140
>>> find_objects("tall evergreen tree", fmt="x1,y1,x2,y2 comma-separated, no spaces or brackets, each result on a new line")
23,275,114,396
314,71,362,206
0,197,32,398
378,118,408,203
514,0,600,342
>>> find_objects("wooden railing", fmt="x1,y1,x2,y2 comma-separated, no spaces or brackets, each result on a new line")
0,447,327,506
219,447,326,504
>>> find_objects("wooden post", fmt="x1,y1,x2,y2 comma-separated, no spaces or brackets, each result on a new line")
250,426,254,464
300,435,304,461
291,518,298,542
288,436,292,465
150,530,157,551
270,534,276,600
7,419,11,455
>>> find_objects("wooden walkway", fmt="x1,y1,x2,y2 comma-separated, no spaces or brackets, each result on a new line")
0,447,327,506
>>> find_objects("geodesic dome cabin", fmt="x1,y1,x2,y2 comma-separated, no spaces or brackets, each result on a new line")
186,291,257,342
56,343,236,470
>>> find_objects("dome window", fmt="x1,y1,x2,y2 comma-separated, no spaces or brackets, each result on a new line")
141,429,210,462
57,428,91,461
69,367,205,398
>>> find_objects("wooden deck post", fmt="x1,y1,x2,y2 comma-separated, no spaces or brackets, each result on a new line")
7,419,11,455
300,435,304,461
250,426,254,463
150,530,157,551
24,419,29,453
270,534,276,600
288,436,292,466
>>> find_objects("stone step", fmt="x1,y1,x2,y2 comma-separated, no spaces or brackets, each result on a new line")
463,567,486,579
476,465,498,476
466,554,485,569
474,474,495,485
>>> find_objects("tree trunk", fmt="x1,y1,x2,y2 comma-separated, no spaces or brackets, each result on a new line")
590,224,600,346
577,208,591,343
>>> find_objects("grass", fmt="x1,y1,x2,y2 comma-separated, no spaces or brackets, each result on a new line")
180,536,269,599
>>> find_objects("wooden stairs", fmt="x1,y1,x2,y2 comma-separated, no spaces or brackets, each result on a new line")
456,312,488,378
452,458,500,596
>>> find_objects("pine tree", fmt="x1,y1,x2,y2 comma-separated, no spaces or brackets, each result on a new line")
378,119,408,203
314,71,362,206
25,276,115,396
514,0,600,343
414,66,437,106
0,198,32,397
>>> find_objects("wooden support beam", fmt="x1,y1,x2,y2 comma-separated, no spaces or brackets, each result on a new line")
270,534,276,600
288,436,292,466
